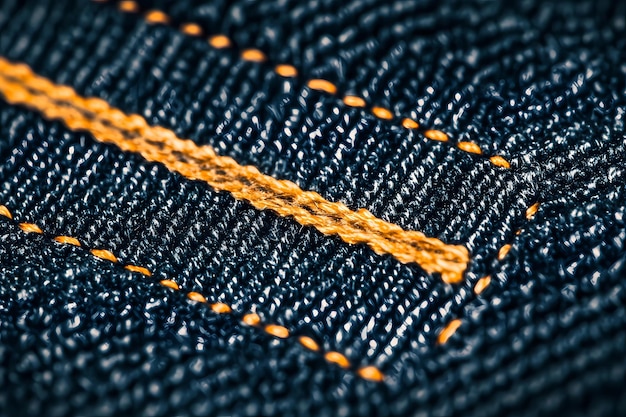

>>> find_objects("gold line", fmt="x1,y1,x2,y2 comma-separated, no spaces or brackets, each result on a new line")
0,57,469,283
0,203,384,381
101,1,513,167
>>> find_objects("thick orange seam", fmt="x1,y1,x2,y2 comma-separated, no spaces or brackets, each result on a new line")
94,1,511,168
0,57,470,284
0,202,384,382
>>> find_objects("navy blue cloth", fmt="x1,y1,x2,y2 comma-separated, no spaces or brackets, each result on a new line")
0,0,625,415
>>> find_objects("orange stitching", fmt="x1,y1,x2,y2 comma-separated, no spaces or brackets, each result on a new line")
241,49,267,62
275,64,298,77
124,264,152,276
180,23,203,37
457,141,483,155
187,291,207,303
526,202,540,219
343,95,366,108
160,279,180,290
358,366,385,382
93,2,509,168
208,35,232,49
298,336,320,351
307,79,338,95
242,313,261,326
91,248,118,263
324,351,350,368
497,244,512,261
265,324,290,339
211,303,232,314
0,205,13,219
424,129,449,142
19,223,43,234
439,202,541,346
54,235,81,246
489,155,511,169
401,118,419,129
2,201,385,380
118,1,138,13
372,106,394,120
144,10,170,25
437,319,462,344
0,57,470,284
473,275,491,295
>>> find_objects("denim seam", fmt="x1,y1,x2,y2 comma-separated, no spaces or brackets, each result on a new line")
99,0,513,169
0,203,386,382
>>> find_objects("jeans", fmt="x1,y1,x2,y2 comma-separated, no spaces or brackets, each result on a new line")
0,0,625,415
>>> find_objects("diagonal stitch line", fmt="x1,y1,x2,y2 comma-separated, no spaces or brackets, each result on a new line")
436,202,541,344
96,0,512,169
0,57,469,284
0,203,385,382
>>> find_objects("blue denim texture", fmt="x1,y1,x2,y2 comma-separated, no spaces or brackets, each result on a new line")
0,0,625,415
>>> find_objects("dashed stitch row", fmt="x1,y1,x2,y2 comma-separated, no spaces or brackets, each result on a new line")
0,203,385,382
95,0,512,169
0,56,469,283
436,202,541,344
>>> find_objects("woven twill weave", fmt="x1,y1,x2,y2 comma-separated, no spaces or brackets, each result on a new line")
0,0,625,416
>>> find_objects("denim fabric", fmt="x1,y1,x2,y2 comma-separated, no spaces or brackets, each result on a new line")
0,0,625,416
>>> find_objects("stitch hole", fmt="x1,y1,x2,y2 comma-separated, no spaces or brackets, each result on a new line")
437,319,462,344
474,275,491,295
489,155,511,169
497,244,512,261
275,64,298,77
298,336,320,352
265,324,289,339
424,129,449,142
208,35,232,49
0,205,12,219
118,1,139,13
124,265,152,276
357,366,384,382
19,223,43,234
242,313,261,326
372,106,394,120
457,141,482,155
181,23,203,36
54,236,81,246
210,303,232,314
90,249,118,263
324,352,350,369
241,49,267,62
401,118,419,129
526,202,540,219
343,95,366,108
144,10,170,25
307,79,337,95
160,279,180,290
